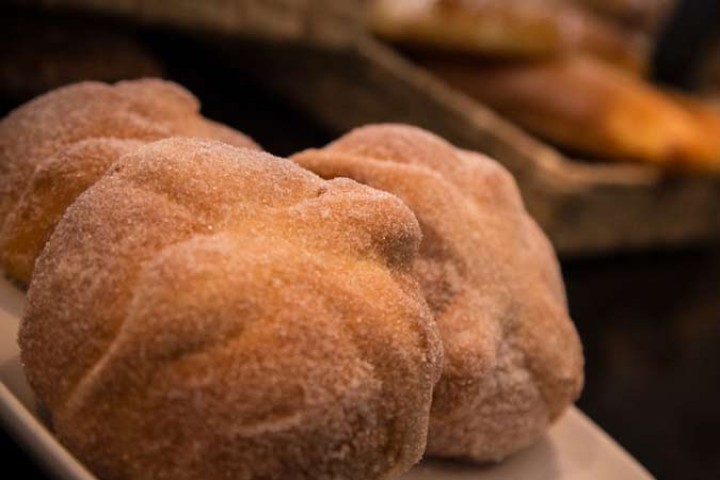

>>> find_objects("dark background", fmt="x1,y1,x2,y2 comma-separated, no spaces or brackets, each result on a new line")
2,0,720,478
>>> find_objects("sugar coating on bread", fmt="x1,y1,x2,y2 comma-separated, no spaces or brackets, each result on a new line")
0,78,259,283
293,124,584,461
20,137,443,480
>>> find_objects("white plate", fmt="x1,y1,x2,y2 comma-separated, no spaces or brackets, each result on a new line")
0,275,654,480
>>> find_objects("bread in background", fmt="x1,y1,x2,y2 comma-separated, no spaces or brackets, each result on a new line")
421,55,720,171
370,0,649,73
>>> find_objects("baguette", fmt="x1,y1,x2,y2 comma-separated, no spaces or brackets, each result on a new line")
422,56,720,170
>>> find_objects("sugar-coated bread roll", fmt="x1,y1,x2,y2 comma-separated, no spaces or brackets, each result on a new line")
0,79,259,283
293,124,584,461
20,137,443,480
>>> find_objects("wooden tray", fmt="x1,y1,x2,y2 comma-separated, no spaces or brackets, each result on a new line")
12,0,361,45
11,0,720,255
227,38,720,255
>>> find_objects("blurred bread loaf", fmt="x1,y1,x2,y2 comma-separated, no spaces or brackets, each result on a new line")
421,56,720,170
372,0,720,171
371,0,648,72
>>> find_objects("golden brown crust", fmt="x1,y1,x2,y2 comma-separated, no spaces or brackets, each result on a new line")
0,79,260,283
422,56,720,170
21,137,442,480
371,0,648,72
292,124,584,461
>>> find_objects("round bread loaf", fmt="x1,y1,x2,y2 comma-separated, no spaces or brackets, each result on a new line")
292,124,584,461
20,137,443,480
0,78,259,283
